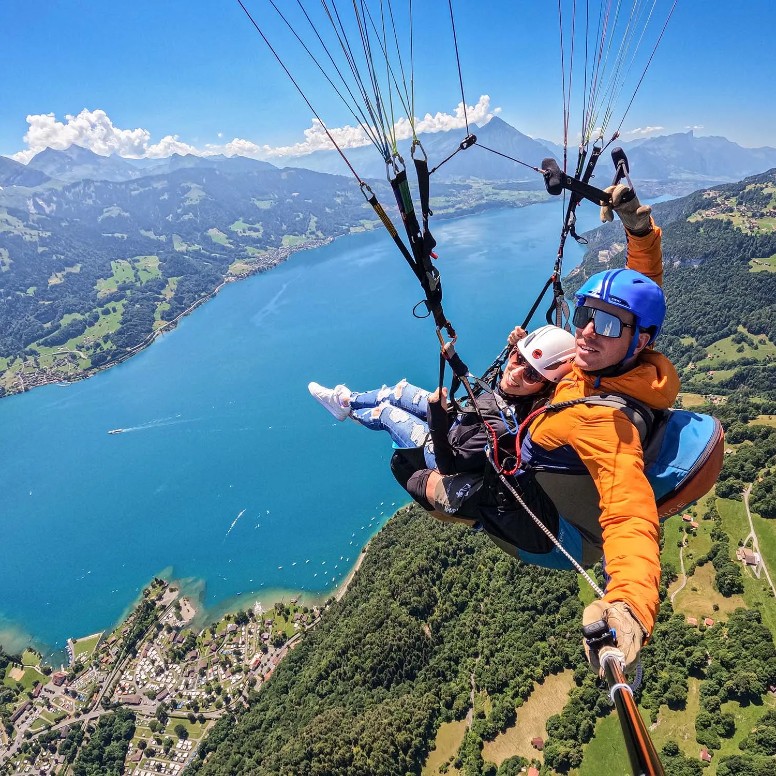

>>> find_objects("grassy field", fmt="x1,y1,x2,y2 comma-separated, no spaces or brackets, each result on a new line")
72,632,103,661
97,255,162,296
751,414,776,429
135,255,161,282
694,328,776,369
703,368,737,385
165,717,208,739
576,710,634,776
717,497,749,545
749,254,776,272
752,508,776,581
671,562,746,620
21,649,39,667
48,263,81,285
3,663,47,691
481,670,575,766
679,392,708,408
661,513,684,574
578,576,598,608
281,234,308,248
648,677,702,758
229,218,264,237
421,719,468,775
95,258,136,294
717,694,776,760
207,228,231,247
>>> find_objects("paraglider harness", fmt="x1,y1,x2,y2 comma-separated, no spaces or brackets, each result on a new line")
468,389,724,589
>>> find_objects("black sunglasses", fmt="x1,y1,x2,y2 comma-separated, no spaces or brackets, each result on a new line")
572,305,635,339
508,348,545,384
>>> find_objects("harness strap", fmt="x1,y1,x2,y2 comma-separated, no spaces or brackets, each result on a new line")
509,392,656,471
388,169,450,333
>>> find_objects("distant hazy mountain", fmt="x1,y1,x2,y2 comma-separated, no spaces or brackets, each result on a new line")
287,117,558,182
617,131,776,182
23,146,281,184
534,137,565,159
0,156,51,188
25,145,147,183
148,153,278,177
10,124,776,193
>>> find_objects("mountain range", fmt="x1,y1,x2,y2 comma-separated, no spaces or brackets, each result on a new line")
4,117,775,192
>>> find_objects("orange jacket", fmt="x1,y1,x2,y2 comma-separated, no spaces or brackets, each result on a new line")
525,222,679,633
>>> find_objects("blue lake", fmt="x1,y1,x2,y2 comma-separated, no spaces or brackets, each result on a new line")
0,200,598,658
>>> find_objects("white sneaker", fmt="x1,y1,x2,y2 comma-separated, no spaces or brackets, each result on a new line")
308,382,351,421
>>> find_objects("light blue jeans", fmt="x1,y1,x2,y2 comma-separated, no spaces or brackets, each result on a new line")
349,379,437,467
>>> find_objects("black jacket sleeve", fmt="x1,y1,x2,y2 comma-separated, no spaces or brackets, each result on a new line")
427,400,457,474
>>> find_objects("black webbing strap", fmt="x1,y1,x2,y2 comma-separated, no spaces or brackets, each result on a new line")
511,392,656,470
413,155,439,260
445,349,469,415
388,168,450,333
546,277,570,327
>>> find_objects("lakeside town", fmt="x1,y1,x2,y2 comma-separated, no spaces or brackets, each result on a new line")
0,574,344,775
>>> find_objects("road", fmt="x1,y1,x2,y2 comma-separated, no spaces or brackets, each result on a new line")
743,484,776,597
670,537,688,605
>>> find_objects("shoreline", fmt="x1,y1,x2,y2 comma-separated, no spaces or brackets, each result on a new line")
0,237,333,400
0,538,379,661
0,197,550,401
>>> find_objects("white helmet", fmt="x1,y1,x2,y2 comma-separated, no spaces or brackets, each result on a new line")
516,325,575,383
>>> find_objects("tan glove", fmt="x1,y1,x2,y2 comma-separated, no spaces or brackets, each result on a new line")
582,600,646,676
600,184,653,236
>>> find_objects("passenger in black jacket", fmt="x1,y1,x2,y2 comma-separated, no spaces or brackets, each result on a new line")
308,325,576,514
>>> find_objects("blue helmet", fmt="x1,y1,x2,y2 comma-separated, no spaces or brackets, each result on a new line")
574,268,666,346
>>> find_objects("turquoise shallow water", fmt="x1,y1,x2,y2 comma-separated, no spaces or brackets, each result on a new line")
0,201,597,657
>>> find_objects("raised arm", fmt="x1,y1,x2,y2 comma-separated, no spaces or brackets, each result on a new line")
602,183,663,286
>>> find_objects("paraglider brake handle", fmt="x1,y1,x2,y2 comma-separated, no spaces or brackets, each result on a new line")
543,148,638,207
542,158,615,206
611,147,635,197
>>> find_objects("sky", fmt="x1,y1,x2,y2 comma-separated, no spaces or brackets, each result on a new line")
1,0,774,166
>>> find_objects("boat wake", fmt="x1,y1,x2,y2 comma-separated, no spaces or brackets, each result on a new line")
108,414,193,435
224,508,247,539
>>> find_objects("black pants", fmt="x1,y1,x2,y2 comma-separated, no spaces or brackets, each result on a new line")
390,448,561,555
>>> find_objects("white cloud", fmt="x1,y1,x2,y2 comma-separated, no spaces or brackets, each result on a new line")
684,125,704,131
11,97,499,163
403,95,499,137
13,109,154,163
624,126,665,138
213,96,498,160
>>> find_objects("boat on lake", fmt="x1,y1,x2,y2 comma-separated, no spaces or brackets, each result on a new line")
108,428,124,435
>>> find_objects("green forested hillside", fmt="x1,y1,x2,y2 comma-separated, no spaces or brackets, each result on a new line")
189,507,586,775
0,158,543,396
